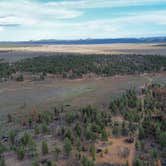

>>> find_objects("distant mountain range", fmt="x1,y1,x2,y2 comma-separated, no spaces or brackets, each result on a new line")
1,37,166,45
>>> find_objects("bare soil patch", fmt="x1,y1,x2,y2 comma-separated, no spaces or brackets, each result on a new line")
96,137,135,166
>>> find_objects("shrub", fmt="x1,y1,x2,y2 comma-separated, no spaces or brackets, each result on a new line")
89,144,96,161
151,148,158,159
158,132,166,147
74,123,81,137
85,125,97,141
45,160,52,166
112,123,121,137
21,132,31,146
7,114,12,123
54,145,60,161
27,139,38,158
16,74,24,81
81,156,94,166
41,123,48,134
138,126,145,140
16,146,25,160
63,137,72,156
32,159,39,166
121,121,129,136
101,128,108,141
42,141,49,155
0,156,5,166
34,126,40,135
9,130,16,145
140,140,145,151
133,158,143,166
65,111,77,123
125,161,129,166
0,143,6,155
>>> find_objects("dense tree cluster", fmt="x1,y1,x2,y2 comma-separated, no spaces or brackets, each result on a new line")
109,89,142,122
0,60,14,79
15,54,166,78
1,53,166,79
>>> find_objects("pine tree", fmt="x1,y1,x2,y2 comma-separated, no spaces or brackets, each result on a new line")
54,145,60,161
16,146,25,160
9,130,16,145
101,128,108,141
89,144,96,161
42,141,49,155
63,137,72,156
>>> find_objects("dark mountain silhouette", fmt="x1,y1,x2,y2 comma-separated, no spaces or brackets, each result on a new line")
1,37,166,45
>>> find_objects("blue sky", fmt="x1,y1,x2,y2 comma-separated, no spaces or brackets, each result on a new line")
0,0,166,41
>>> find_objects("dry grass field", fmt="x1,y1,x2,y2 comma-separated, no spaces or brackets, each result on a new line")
0,43,166,56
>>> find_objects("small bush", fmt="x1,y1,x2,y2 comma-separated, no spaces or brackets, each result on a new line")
81,155,94,166
89,144,96,161
42,141,49,155
65,111,77,123
0,143,6,155
34,126,40,135
16,74,24,81
0,156,5,166
9,130,16,145
21,132,31,146
63,137,72,156
16,146,25,160
54,145,60,161
41,123,49,134
101,128,108,141
32,159,39,166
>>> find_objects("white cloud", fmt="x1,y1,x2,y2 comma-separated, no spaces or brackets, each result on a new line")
0,0,82,26
38,10,166,39
46,10,166,31
0,27,4,32
109,10,166,25
0,16,37,26
0,0,165,40
47,0,166,9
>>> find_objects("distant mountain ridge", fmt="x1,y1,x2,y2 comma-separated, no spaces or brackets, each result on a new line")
1,37,166,45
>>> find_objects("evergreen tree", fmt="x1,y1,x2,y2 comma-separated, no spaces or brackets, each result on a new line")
54,145,60,161
89,144,96,161
139,125,145,140
9,130,16,145
16,146,25,160
63,137,72,156
42,141,49,155
101,128,108,141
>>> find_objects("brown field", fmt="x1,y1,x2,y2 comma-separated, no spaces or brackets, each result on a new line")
0,43,166,56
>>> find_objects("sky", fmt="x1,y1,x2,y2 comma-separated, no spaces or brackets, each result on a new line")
0,0,166,41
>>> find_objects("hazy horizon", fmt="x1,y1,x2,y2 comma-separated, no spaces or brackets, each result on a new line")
1,36,166,43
